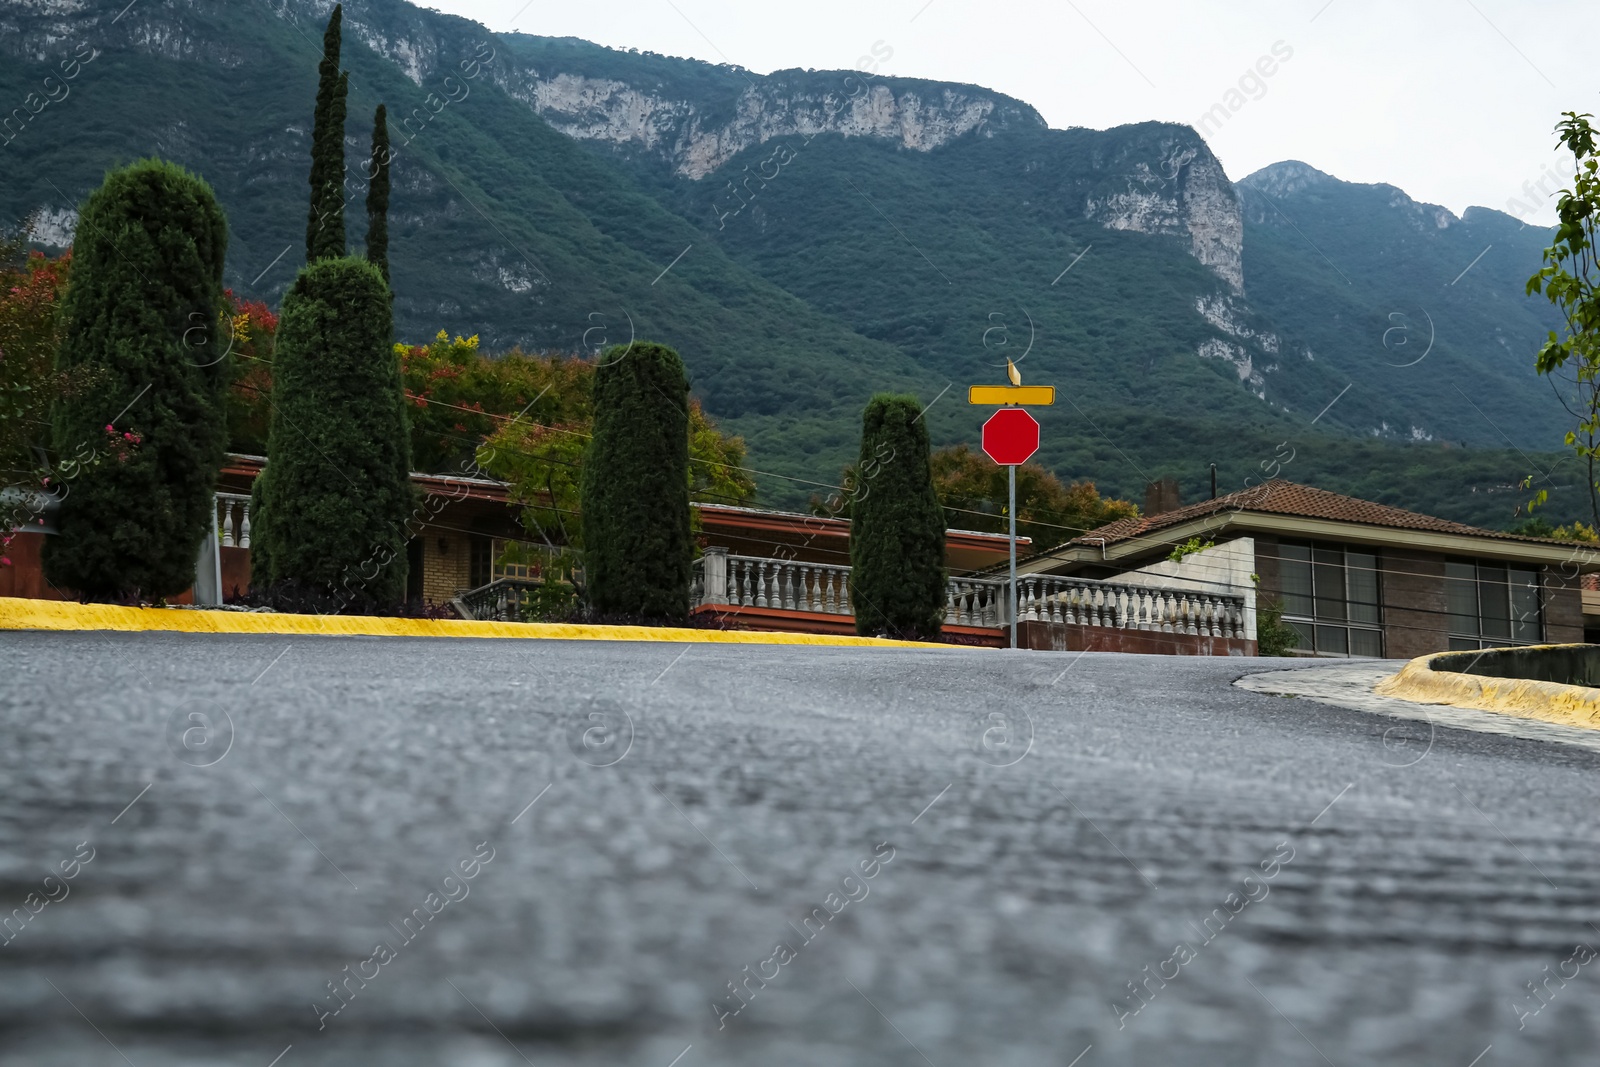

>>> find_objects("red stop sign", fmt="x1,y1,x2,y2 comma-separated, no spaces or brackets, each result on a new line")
982,408,1040,466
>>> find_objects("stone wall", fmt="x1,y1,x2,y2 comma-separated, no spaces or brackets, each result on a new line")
1018,620,1255,656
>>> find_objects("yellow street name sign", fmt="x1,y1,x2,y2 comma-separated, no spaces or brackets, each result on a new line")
967,385,1056,406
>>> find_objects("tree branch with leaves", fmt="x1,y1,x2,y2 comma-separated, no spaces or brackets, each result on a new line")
1528,111,1600,526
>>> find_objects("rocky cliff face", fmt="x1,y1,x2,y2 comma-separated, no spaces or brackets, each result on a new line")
1083,130,1245,295
255,1,1049,181
499,70,1045,179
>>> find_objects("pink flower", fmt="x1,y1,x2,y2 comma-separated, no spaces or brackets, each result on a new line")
0,558,11,567
104,424,114,432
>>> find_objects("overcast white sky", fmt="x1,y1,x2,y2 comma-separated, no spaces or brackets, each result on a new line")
419,0,1596,225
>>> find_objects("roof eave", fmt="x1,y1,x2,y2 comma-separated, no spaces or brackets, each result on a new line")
1027,510,1600,573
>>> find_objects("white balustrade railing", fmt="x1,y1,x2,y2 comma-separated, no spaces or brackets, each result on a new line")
216,492,252,548
693,551,854,615
1008,573,1246,639
945,577,1007,627
691,550,1248,639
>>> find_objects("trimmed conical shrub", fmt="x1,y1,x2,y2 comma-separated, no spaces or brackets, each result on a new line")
43,158,229,601
365,103,391,287
305,4,347,262
849,394,946,639
580,341,692,620
249,256,413,607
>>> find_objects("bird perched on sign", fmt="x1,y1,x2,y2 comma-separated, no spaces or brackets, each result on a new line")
1006,358,1022,386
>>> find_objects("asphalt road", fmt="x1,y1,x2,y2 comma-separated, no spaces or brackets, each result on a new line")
4,632,1600,1066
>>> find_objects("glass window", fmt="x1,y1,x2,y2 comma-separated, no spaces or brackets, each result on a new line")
1445,559,1543,648
1479,563,1510,639
1280,543,1314,618
1445,561,1477,637
1350,628,1384,658
494,538,544,581
1348,551,1380,626
1314,625,1349,655
1510,567,1541,642
1313,547,1347,622
1276,541,1384,658
1286,620,1313,652
469,535,493,589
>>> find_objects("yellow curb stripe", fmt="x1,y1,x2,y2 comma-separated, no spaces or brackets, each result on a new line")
0,596,949,648
1375,643,1600,730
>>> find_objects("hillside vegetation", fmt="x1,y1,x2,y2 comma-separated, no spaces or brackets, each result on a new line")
0,0,1577,525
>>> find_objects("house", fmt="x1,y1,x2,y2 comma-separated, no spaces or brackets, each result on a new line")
1022,478,1600,658
6,452,1255,651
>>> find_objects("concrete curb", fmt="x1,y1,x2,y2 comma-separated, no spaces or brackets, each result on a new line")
1375,643,1600,729
0,597,951,649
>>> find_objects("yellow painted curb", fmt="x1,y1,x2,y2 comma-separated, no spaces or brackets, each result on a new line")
1375,643,1600,729
0,597,951,649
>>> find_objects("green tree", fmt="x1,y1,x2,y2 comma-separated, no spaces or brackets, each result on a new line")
306,4,348,263
250,257,413,607
849,394,946,640
925,443,1138,551
365,103,391,287
1529,111,1600,525
579,341,692,620
43,160,229,600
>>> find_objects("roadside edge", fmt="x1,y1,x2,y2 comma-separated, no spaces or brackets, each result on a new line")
0,597,953,648
1375,645,1600,730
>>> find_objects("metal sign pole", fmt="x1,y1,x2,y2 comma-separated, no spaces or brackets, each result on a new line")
1009,462,1017,649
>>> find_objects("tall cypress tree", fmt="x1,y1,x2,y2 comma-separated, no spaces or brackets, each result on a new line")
365,103,391,287
580,342,692,620
249,257,413,607
305,4,347,262
849,394,946,640
44,159,229,601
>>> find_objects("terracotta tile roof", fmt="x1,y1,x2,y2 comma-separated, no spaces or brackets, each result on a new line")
1073,479,1572,548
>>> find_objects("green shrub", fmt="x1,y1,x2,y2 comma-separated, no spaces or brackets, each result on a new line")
1168,536,1215,562
580,341,692,620
250,256,413,606
44,159,229,600
849,393,946,639
1255,596,1303,657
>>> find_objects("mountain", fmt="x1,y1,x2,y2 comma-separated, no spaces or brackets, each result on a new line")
1237,161,1563,447
0,0,1580,525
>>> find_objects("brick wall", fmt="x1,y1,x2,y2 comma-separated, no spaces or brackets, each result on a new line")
421,530,471,605
1380,548,1447,660
1546,569,1584,644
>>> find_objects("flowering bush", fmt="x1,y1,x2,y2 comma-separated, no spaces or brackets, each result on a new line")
0,235,88,483
221,288,279,454
0,228,108,568
1,420,144,568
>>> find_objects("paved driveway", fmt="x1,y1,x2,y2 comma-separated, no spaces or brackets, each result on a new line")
2,632,1598,1065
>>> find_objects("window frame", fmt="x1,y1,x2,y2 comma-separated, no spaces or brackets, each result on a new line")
1277,540,1385,658
1444,558,1543,650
